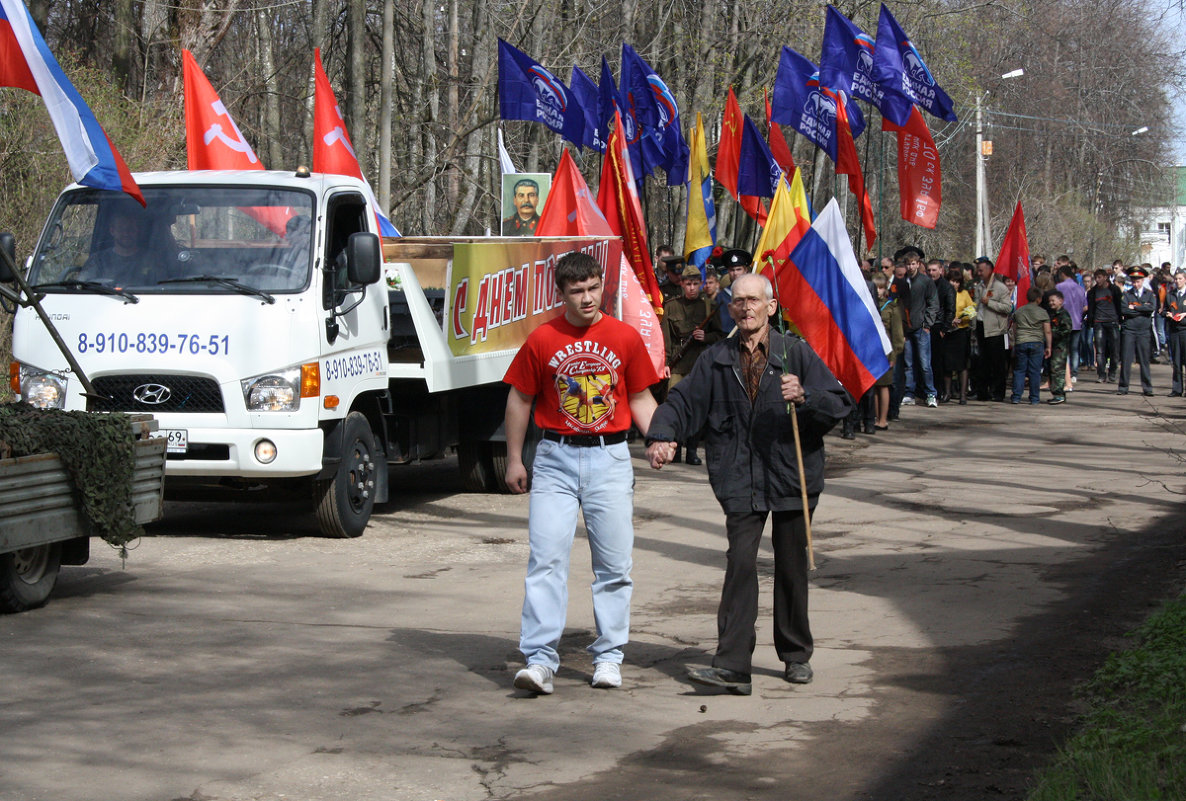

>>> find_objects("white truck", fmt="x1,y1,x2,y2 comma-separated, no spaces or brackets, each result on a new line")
6,169,619,538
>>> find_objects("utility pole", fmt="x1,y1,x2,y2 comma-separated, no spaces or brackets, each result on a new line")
975,93,989,257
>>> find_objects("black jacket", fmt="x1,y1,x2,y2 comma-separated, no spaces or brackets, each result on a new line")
648,331,851,513
934,277,956,333
1085,284,1122,327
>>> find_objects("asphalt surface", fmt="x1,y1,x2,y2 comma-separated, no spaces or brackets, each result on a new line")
3,364,1185,801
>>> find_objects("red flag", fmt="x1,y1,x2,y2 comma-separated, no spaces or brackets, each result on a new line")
597,110,664,315
996,202,1031,302
182,49,292,235
882,107,941,229
833,92,875,248
312,49,399,236
715,87,767,225
313,48,363,180
764,86,796,174
537,149,614,237
537,150,665,372
183,50,261,171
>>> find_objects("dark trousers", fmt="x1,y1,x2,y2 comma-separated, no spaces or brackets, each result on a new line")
713,509,812,674
1095,323,1119,379
974,322,1007,400
1170,328,1186,394
1119,323,1153,392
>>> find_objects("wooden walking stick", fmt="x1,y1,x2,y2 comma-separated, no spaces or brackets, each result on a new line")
762,252,816,570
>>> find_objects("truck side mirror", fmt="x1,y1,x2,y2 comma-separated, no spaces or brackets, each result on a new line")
345,232,381,285
0,232,15,282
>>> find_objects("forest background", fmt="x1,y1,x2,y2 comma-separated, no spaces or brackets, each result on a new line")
0,0,1182,273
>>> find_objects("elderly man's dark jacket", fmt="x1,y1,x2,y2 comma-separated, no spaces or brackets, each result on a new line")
648,330,851,513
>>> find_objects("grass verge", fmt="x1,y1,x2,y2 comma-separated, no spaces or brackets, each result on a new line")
1027,591,1186,800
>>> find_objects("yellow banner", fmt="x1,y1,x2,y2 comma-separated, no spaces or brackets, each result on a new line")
447,237,621,356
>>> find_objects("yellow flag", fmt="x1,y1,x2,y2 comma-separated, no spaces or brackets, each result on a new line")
683,111,714,268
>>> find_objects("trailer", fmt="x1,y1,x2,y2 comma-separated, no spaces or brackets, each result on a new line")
0,414,166,613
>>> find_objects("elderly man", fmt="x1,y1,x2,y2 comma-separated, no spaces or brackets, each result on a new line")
645,272,851,695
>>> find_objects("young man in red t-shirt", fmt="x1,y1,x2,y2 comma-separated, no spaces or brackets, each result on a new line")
503,251,660,695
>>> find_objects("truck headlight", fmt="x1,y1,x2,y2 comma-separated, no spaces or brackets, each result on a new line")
240,363,318,412
242,368,300,411
21,367,68,409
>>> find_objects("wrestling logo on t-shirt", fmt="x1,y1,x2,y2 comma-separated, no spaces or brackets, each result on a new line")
552,350,619,429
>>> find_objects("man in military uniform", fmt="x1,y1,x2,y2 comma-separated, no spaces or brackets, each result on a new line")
501,178,541,236
1117,265,1156,396
657,247,686,304
663,265,725,464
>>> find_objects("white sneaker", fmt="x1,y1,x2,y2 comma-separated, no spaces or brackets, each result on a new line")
591,662,622,689
926,395,938,407
513,664,554,695
900,396,915,406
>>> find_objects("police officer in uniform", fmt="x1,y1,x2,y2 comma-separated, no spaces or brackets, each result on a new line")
663,265,725,464
1118,265,1156,396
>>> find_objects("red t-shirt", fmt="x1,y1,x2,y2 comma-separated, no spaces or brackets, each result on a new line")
504,313,660,434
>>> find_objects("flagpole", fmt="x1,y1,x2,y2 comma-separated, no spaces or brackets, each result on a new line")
877,127,885,263
761,250,816,572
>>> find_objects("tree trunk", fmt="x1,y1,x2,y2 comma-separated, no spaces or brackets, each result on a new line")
446,0,460,207
421,0,439,233
378,0,394,211
257,9,283,170
112,0,136,93
304,0,331,165
348,0,367,170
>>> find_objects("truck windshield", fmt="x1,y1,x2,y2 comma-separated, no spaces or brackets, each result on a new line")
29,186,316,294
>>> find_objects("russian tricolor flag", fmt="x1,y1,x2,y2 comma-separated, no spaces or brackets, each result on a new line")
0,0,143,203
759,187,889,398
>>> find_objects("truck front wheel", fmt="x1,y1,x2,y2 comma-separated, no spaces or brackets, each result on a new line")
314,412,377,538
0,543,62,613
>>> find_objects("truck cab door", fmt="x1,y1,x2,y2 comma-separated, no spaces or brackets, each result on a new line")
320,191,385,350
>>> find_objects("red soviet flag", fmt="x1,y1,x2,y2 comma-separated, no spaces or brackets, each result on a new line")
716,87,767,225
183,49,293,234
882,106,942,229
312,49,400,235
313,48,363,180
597,109,663,315
183,49,262,171
996,202,1031,302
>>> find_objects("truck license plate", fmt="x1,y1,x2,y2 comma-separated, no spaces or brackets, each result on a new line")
163,429,188,454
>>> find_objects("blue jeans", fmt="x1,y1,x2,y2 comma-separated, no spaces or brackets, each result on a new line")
902,327,936,398
1068,329,1081,378
1012,341,1044,403
521,438,635,672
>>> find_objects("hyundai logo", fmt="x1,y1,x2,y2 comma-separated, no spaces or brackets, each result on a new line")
132,383,172,405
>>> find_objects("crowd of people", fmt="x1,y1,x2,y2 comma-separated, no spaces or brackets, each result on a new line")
652,243,1185,445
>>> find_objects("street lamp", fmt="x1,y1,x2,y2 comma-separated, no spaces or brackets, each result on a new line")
975,68,1025,257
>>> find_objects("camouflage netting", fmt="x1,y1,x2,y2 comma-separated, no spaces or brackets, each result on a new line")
0,403,141,547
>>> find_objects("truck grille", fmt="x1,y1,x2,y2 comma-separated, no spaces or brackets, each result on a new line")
88,375,225,413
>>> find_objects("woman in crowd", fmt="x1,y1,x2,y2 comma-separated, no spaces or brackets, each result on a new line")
944,266,975,404
873,273,904,429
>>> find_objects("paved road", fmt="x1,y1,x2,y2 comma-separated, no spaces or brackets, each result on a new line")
3,367,1185,801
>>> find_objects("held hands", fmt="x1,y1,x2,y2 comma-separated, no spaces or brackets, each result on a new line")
781,373,806,407
505,461,529,494
646,440,677,469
